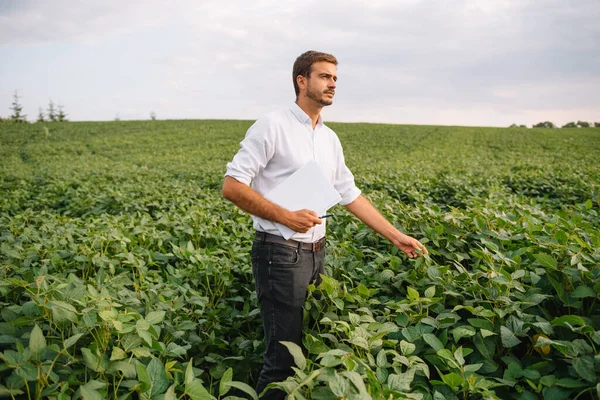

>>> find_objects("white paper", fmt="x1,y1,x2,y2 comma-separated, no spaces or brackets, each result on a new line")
255,161,342,239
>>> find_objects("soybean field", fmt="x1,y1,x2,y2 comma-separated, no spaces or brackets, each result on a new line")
1,120,599,399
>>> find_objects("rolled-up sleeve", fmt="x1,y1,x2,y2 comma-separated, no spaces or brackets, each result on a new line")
333,137,361,205
225,118,274,185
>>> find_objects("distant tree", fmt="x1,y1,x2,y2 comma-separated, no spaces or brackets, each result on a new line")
36,107,45,123
595,122,600,128
533,121,556,128
519,125,527,128
576,121,590,128
47,99,57,122
10,90,27,123
57,105,68,122
150,111,156,120
509,124,527,128
562,122,576,128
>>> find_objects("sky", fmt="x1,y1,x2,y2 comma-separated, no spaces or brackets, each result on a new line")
1,0,599,127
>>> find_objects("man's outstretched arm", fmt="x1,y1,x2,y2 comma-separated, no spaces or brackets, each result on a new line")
344,194,428,258
222,176,322,234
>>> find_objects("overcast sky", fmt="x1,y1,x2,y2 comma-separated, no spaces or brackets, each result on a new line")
1,0,599,127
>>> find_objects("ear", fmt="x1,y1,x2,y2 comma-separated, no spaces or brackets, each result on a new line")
296,75,307,93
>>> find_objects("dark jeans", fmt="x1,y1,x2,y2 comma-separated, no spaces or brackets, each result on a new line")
251,236,325,400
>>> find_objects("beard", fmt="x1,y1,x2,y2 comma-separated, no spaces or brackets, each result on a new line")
306,85,334,106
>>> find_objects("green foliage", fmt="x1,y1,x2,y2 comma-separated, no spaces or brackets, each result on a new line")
533,121,556,128
1,120,599,399
57,105,68,122
9,90,27,123
36,108,45,123
47,99,57,122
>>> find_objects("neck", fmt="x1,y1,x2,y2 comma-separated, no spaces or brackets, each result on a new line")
295,98,322,129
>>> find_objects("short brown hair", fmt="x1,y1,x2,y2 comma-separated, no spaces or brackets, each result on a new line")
292,50,338,97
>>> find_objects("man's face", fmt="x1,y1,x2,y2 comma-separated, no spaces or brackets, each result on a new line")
304,61,337,106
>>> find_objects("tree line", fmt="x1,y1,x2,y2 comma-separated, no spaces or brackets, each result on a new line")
2,90,597,127
525,121,600,128
1,90,67,124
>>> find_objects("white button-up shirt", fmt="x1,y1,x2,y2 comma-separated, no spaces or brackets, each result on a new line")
225,103,361,243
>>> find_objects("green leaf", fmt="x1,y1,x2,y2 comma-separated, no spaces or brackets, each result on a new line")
585,199,593,209
534,254,557,270
107,361,136,378
186,379,214,400
500,326,521,348
454,347,465,366
452,325,476,342
376,349,387,367
442,372,463,389
425,286,436,298
29,325,46,356
64,333,84,350
79,385,104,400
333,298,344,310
147,357,170,396
481,329,496,337
542,387,571,400
110,347,127,361
225,381,259,400
388,370,415,391
573,357,596,382
554,230,568,245
280,341,306,370
164,385,177,400
571,286,595,299
15,363,37,381
185,359,195,386
423,333,444,352
81,348,99,371
136,361,151,393
464,363,483,373
220,367,233,396
407,287,419,301
146,310,166,325
341,371,369,397
48,300,78,324
552,315,587,328
329,374,350,397
540,375,556,387
400,340,416,356
467,318,494,331
474,334,493,361
138,329,153,346
1,243,21,259
592,331,600,345
0,384,23,397
555,378,587,388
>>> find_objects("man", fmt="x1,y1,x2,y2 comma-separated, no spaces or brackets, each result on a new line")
222,50,428,399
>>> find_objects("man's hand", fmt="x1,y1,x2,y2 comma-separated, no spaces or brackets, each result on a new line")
392,233,428,258
283,209,322,233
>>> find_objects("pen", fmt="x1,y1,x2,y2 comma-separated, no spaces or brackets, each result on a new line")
320,214,333,219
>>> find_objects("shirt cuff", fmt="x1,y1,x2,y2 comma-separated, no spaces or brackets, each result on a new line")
224,171,252,186
339,187,362,206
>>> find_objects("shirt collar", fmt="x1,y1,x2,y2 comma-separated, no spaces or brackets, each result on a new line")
290,102,323,130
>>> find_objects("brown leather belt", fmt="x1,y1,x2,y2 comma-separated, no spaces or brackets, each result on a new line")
255,231,326,252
